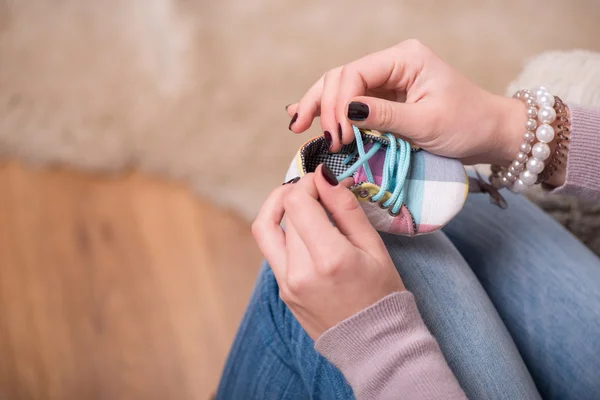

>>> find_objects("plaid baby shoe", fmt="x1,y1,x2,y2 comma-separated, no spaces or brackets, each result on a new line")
284,127,468,236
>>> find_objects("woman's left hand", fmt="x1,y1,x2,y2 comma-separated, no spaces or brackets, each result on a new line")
252,164,405,340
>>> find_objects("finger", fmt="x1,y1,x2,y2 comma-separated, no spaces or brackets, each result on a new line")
286,103,298,117
335,40,427,143
290,75,325,133
283,217,313,285
314,164,386,252
346,96,428,139
283,218,323,307
283,173,347,255
286,103,321,118
340,177,355,188
285,88,398,118
320,67,343,152
285,217,310,262
252,185,293,280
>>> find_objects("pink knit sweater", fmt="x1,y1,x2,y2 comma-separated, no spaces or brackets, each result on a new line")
315,104,600,399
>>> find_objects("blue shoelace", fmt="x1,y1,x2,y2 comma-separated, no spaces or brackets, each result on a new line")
337,126,411,215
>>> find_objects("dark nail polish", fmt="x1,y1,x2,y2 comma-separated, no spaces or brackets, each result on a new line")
337,123,343,142
288,113,298,131
282,177,300,185
324,131,332,149
348,101,369,121
285,104,291,112
321,164,339,186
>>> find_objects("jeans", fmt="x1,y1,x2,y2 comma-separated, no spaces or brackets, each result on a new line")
217,191,600,400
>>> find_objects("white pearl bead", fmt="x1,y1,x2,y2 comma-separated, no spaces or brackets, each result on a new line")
512,179,528,193
520,170,538,186
505,171,517,182
511,160,524,171
536,124,555,143
525,98,536,107
522,91,533,100
538,106,556,124
533,86,549,97
532,142,551,160
527,107,538,119
508,165,519,175
519,142,532,154
514,90,525,100
516,152,528,163
525,118,537,131
526,158,545,174
536,92,555,108
523,131,535,143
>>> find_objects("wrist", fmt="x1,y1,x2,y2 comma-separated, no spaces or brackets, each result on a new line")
489,88,565,192
492,96,528,166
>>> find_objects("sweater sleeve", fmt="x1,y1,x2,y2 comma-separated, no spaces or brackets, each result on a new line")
315,291,466,400
551,103,600,200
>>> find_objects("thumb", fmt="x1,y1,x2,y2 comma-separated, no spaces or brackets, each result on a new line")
315,164,384,251
346,96,425,138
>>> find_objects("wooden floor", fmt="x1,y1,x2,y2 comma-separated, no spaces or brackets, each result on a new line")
0,162,261,400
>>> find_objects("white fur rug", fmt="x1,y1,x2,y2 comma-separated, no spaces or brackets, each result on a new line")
2,0,600,219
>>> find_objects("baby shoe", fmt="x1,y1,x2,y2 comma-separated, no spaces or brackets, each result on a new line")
284,126,468,236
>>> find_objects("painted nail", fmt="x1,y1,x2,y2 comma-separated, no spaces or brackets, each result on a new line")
285,104,291,112
337,123,343,142
347,101,369,121
288,113,298,130
282,177,300,185
321,164,339,186
324,131,332,149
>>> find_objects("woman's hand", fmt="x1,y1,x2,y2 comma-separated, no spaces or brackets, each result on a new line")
287,39,525,166
252,165,405,340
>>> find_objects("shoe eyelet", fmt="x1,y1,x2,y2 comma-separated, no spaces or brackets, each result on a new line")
388,208,401,217
358,189,370,198
378,201,388,210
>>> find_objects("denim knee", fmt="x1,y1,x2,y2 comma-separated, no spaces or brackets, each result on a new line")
254,261,298,354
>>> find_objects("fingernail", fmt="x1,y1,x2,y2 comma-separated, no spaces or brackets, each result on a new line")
348,101,369,121
288,113,298,131
282,177,300,185
337,123,343,142
321,164,339,186
285,104,291,112
324,131,332,149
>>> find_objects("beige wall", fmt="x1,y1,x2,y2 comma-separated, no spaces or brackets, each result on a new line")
1,0,600,218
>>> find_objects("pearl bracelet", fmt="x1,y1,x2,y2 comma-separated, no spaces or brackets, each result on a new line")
538,96,570,184
490,86,557,192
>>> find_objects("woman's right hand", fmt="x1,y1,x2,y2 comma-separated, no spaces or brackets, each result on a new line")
252,165,405,341
287,39,526,166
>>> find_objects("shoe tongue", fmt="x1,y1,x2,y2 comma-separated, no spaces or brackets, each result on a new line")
353,142,387,186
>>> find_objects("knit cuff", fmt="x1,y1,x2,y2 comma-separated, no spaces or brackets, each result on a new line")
314,291,465,399
552,103,600,200
315,291,428,365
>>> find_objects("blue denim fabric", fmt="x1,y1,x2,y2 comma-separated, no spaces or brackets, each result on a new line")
444,191,600,399
217,191,600,400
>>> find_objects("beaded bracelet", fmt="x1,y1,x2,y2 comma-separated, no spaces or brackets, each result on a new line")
490,86,557,192
538,96,570,183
